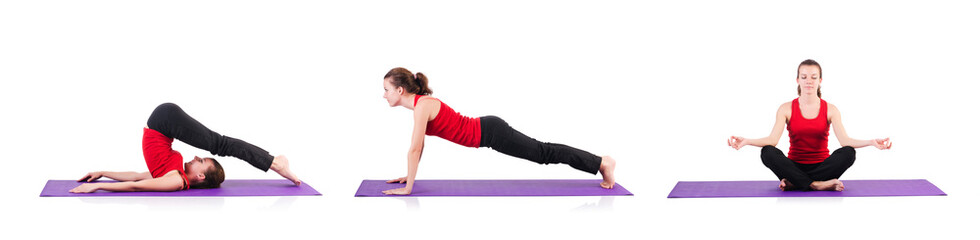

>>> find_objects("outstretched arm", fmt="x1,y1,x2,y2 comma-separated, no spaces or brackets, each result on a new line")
828,104,892,149
729,103,791,150
383,100,434,195
78,171,152,182
70,171,184,193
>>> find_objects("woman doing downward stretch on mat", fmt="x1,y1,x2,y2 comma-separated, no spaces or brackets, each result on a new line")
727,59,892,191
380,67,617,195
70,103,301,193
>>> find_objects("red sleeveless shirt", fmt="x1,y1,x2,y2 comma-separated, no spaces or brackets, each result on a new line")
142,128,189,190
414,95,482,148
787,98,830,164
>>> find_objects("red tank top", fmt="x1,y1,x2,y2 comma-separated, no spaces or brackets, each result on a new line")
142,128,189,190
414,95,482,148
787,98,830,164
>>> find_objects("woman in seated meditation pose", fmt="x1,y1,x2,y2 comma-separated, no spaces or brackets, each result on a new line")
70,103,301,193
380,67,617,195
728,59,892,191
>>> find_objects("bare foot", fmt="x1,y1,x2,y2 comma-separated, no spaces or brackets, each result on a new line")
270,155,302,186
810,179,844,191
778,178,795,191
598,156,616,189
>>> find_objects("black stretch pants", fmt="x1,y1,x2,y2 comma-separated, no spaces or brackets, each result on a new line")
479,116,602,174
760,145,856,190
146,103,274,171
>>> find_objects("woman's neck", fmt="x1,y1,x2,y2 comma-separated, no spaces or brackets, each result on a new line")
400,94,418,110
799,93,820,105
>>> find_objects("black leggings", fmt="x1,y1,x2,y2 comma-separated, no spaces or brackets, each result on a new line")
760,145,856,190
479,116,602,174
146,103,274,171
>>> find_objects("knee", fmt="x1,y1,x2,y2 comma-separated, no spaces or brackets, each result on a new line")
837,146,856,161
761,145,779,156
760,146,781,163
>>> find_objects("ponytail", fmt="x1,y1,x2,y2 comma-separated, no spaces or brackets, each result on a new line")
413,72,432,95
385,67,433,95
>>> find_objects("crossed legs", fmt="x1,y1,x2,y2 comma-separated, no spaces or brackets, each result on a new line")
761,146,855,191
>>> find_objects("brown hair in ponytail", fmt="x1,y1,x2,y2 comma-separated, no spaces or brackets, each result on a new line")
384,67,433,95
796,59,822,98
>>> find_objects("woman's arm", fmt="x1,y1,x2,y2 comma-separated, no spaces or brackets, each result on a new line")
730,102,791,150
828,104,892,149
383,99,435,195
78,171,152,182
69,171,184,193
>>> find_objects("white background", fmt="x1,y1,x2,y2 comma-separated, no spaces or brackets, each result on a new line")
2,1,977,239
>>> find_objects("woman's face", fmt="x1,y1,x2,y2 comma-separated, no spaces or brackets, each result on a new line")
797,65,822,96
383,78,402,107
184,156,214,184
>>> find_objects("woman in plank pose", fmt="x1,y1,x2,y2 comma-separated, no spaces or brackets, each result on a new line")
728,59,892,191
71,103,301,193
380,67,616,195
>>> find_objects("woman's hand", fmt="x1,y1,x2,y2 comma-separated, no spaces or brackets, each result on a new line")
728,136,749,150
69,183,101,193
78,172,104,182
382,187,412,195
386,176,408,184
872,138,892,150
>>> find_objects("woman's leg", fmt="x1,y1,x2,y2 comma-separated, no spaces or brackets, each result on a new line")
806,146,856,181
479,116,604,175
146,103,274,171
760,145,812,190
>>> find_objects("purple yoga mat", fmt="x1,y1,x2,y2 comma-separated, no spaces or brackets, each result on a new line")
355,179,633,197
40,180,321,197
667,179,946,198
